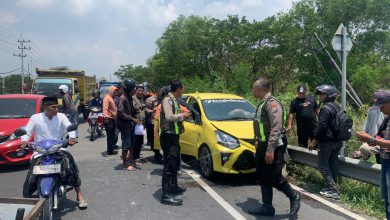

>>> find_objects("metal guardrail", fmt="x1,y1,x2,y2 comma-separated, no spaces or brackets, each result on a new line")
287,145,381,186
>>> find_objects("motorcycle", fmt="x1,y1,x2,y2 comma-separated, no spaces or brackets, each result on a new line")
13,124,78,220
87,107,103,141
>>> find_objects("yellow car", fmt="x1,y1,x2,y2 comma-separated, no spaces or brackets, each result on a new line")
155,93,257,178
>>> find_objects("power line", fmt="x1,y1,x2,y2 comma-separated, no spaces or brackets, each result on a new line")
30,42,54,64
30,48,51,65
0,42,19,52
0,27,19,38
0,33,19,45
0,68,21,75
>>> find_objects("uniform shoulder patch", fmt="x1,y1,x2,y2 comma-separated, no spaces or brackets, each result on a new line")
269,101,278,113
168,99,173,106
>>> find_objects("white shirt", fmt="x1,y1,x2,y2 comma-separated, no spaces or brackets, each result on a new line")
22,112,76,158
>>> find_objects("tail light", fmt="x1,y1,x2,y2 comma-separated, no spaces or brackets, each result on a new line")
97,116,103,124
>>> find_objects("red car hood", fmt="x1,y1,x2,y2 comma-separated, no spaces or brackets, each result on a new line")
0,118,29,136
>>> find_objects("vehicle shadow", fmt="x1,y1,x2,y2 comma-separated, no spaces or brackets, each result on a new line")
181,155,258,187
0,163,30,173
54,197,79,219
236,198,290,220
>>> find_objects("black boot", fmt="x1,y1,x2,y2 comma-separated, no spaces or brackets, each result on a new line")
171,173,186,194
247,205,275,216
161,176,183,206
280,182,300,219
154,151,163,164
248,185,275,216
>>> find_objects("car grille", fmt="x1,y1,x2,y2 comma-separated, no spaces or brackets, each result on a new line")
233,150,256,170
0,135,10,144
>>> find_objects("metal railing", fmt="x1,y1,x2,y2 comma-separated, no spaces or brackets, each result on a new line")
287,145,381,186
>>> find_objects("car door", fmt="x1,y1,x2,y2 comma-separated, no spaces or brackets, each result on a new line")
180,96,202,157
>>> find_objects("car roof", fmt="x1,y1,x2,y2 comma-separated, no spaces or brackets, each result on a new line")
184,93,245,100
0,94,45,99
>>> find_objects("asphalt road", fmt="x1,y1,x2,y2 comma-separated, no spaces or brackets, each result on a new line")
0,121,365,220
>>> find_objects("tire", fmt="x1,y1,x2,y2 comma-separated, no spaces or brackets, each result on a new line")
97,128,102,137
199,146,214,179
40,192,54,220
90,126,96,141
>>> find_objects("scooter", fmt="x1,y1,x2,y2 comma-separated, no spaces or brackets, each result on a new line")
13,124,78,220
87,107,103,141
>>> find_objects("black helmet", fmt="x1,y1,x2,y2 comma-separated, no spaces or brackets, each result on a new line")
161,86,171,97
315,84,337,101
92,89,100,97
123,79,136,92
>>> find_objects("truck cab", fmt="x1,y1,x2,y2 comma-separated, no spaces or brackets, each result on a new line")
32,67,96,120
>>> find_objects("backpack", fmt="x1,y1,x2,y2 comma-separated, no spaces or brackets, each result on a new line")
325,103,354,141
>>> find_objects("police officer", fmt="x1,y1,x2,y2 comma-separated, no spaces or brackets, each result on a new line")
159,80,191,206
249,77,300,219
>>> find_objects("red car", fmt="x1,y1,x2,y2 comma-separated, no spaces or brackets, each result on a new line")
0,94,45,165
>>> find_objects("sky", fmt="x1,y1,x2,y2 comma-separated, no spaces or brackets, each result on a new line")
0,0,293,80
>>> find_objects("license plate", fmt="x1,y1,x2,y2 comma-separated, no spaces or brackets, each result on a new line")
33,164,61,175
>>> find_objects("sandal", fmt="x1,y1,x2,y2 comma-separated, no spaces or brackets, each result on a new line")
78,199,88,209
135,161,144,166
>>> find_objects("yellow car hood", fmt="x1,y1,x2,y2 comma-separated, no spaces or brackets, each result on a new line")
210,121,255,140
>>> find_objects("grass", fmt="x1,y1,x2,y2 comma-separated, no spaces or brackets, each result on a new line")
287,162,385,219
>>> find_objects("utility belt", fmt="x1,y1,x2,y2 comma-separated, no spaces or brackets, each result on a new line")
255,135,286,147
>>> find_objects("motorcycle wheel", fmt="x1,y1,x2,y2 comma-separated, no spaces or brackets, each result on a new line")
97,127,102,137
90,126,96,141
40,191,54,220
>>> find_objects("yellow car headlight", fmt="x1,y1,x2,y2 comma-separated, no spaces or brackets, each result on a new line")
215,130,240,149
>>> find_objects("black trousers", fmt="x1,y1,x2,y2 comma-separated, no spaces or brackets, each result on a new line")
146,123,156,151
160,133,180,192
104,118,116,154
256,140,294,206
134,135,143,160
318,141,342,191
297,125,315,148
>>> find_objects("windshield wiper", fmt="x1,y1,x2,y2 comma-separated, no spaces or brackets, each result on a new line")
214,117,252,121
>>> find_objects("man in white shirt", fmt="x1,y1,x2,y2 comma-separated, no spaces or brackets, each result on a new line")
20,96,87,208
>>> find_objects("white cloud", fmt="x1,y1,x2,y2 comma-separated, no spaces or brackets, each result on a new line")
69,0,95,15
16,0,55,8
2,0,294,78
0,10,18,25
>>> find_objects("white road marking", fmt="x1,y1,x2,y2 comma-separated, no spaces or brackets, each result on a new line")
290,184,366,220
184,169,247,220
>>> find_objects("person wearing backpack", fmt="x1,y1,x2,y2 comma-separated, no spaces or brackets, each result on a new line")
309,84,343,200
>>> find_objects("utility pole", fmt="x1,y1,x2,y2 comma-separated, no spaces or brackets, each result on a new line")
13,35,30,94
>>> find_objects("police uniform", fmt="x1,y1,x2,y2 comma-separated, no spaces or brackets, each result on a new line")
159,92,185,205
251,92,300,217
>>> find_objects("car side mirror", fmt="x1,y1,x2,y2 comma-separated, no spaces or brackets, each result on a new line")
194,113,202,125
14,128,27,137
67,124,78,132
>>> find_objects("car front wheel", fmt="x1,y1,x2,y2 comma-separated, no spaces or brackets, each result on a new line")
199,146,214,179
